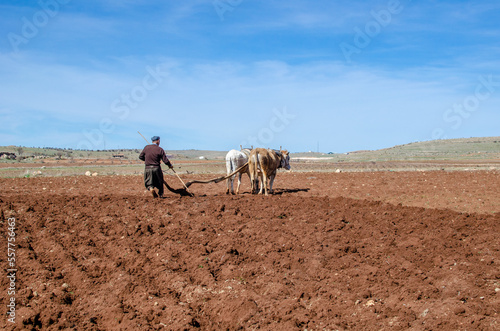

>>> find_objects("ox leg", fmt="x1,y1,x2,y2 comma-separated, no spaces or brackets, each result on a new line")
226,159,232,194
249,167,256,194
227,176,235,195
269,175,275,194
263,177,268,195
245,172,252,194
236,173,242,194
259,171,267,195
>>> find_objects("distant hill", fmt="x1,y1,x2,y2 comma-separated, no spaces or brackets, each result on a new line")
292,136,500,161
0,146,228,161
1,136,499,162
370,136,500,161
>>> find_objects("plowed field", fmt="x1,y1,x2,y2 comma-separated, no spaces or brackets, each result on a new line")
1,170,499,330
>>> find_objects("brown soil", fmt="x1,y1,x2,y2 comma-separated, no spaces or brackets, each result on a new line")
1,170,499,330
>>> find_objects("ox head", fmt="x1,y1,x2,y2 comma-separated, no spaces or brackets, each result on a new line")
279,149,291,170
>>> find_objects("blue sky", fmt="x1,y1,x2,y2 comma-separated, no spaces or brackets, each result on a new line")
1,0,499,152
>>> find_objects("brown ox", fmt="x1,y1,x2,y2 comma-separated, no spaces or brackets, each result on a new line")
248,148,291,195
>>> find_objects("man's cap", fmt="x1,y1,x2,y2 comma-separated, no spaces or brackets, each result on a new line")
151,136,160,142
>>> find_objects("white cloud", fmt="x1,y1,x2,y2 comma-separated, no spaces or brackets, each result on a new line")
1,0,499,151
2,48,498,151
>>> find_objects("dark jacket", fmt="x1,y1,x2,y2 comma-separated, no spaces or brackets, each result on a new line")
139,144,172,167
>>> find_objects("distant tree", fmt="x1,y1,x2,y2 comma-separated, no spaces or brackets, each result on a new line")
16,147,23,156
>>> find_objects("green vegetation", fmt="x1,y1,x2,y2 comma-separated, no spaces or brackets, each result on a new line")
0,137,498,178
2,136,499,163
293,136,500,162
0,146,228,162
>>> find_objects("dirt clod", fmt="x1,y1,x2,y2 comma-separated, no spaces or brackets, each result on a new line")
0,171,499,329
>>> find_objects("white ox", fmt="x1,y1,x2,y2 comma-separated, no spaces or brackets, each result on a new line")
249,148,291,195
225,148,251,194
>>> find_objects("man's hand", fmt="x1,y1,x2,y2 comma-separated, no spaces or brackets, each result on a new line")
169,164,174,169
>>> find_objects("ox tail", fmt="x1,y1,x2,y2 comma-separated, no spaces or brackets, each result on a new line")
249,150,261,193
252,150,260,178
226,158,234,178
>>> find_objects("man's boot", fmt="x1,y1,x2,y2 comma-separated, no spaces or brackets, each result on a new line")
149,186,159,198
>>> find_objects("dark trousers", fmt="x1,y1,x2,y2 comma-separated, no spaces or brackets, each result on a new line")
144,166,164,196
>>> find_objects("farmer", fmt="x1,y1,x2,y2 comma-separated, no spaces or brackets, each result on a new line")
139,136,173,198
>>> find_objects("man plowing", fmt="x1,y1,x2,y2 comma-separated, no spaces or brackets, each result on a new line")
139,135,173,198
